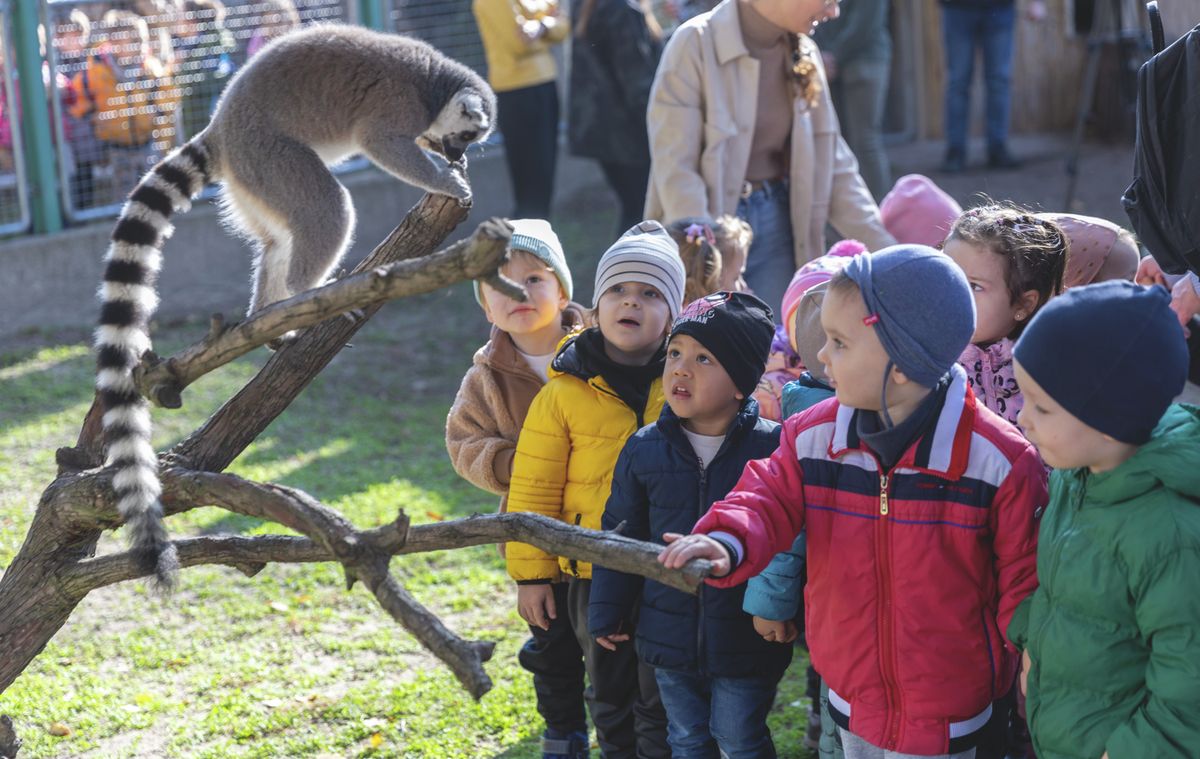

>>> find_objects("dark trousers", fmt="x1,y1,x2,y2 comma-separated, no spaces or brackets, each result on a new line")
518,582,588,735
496,81,559,220
942,4,1016,153
568,577,670,759
597,159,650,235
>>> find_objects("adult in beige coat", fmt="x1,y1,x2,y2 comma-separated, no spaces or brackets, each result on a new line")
646,0,895,312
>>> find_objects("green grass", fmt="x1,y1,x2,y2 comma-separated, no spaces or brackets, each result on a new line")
0,196,816,758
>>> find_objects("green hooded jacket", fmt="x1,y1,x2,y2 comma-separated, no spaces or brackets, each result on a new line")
1009,404,1200,759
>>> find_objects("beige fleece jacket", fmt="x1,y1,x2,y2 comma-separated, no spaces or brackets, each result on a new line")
445,305,586,498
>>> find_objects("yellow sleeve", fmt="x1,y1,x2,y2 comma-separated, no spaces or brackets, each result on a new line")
505,380,571,581
474,0,526,61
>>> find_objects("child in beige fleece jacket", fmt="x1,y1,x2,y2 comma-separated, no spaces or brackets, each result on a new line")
444,218,589,758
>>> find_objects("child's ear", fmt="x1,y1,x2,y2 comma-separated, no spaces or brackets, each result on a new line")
890,365,913,386
1015,289,1040,321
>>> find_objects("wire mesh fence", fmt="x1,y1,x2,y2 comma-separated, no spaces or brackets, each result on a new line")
41,0,357,222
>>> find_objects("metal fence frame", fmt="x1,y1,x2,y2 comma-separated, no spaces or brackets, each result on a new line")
0,0,31,236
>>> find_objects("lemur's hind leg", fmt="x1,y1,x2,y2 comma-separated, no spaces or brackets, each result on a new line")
223,138,355,317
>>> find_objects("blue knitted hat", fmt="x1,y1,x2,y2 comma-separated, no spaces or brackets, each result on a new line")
841,245,977,388
1014,280,1187,444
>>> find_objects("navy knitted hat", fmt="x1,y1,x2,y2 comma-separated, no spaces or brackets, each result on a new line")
841,245,977,388
1014,280,1187,444
670,291,776,397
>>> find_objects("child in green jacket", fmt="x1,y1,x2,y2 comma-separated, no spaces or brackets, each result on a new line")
1010,281,1200,759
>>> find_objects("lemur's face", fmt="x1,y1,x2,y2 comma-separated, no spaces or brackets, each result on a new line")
421,90,494,163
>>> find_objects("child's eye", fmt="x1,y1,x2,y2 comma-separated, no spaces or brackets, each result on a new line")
697,354,711,364
527,274,543,284
833,338,845,349
1034,405,1050,415
609,284,625,295
970,283,984,293
643,289,659,298
667,348,680,359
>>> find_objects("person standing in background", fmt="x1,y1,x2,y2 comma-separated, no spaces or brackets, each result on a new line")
939,0,1046,173
568,0,664,235
474,0,568,220
646,0,895,315
811,0,892,201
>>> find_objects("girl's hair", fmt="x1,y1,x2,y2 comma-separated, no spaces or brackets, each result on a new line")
667,217,722,305
946,204,1067,339
709,214,752,266
575,0,662,40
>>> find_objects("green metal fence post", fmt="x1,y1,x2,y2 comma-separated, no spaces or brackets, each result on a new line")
359,0,384,30
11,0,63,233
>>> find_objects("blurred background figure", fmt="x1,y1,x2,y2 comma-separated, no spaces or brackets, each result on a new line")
939,0,1046,173
568,0,663,234
172,0,236,139
473,0,567,219
246,0,301,58
812,0,892,201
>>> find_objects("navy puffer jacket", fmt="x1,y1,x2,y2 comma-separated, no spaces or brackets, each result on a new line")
588,400,792,678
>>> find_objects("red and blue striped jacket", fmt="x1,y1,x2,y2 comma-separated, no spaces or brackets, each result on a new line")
696,367,1045,755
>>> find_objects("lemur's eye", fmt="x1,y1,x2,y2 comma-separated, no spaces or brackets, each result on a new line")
458,130,478,142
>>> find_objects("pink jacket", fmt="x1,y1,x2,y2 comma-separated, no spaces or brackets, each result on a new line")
753,325,804,422
959,340,1021,427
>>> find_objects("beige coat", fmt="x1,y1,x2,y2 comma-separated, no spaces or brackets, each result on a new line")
645,0,896,266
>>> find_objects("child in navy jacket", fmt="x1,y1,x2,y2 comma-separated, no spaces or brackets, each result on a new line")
589,292,790,758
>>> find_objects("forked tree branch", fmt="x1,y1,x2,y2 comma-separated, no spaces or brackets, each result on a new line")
133,217,524,409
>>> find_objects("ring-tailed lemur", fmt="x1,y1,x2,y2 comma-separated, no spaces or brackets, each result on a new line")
95,24,496,586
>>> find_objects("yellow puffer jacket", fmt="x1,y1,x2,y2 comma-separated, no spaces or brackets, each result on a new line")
70,55,179,147
506,332,665,582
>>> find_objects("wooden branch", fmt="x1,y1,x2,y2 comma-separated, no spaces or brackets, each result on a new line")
169,193,469,475
0,715,21,759
134,217,520,409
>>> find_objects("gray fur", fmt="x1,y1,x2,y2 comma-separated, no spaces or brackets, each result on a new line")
203,23,496,314
93,24,494,588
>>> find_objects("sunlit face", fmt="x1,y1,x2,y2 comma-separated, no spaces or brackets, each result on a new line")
816,285,893,411
944,239,1030,345
479,250,567,337
1014,361,1132,472
665,334,743,435
752,0,840,35
596,281,672,365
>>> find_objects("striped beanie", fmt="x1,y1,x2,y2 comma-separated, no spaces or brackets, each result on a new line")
593,220,687,321
474,218,573,304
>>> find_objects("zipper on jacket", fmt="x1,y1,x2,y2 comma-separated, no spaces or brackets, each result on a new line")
876,464,901,748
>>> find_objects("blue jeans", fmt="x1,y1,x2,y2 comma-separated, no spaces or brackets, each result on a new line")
942,4,1016,152
737,179,795,316
654,668,779,759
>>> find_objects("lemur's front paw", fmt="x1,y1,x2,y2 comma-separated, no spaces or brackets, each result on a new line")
342,308,367,325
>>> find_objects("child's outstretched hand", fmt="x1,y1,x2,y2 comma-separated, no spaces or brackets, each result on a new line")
753,616,798,644
517,584,557,631
595,622,631,652
657,533,731,577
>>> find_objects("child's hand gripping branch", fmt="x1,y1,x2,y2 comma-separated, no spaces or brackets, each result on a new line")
657,532,731,577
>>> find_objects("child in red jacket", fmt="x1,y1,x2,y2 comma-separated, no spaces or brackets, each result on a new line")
660,245,1046,758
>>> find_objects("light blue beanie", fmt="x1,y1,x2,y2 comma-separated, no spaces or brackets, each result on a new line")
841,245,977,388
473,218,573,304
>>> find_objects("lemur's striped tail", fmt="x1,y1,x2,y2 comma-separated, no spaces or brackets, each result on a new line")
95,139,212,589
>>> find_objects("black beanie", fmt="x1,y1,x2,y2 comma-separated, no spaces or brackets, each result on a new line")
669,292,776,398
1014,280,1188,444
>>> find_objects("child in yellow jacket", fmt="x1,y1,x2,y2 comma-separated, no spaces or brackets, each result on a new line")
508,221,686,758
